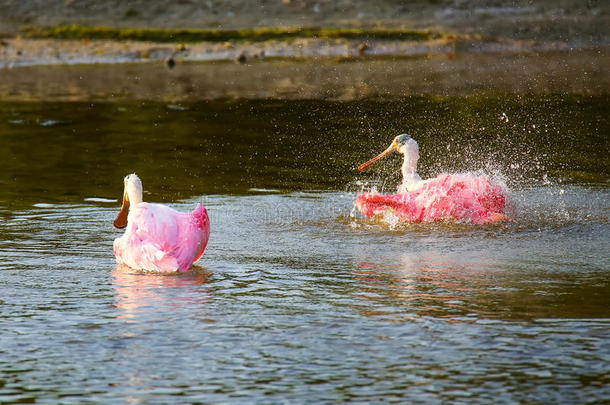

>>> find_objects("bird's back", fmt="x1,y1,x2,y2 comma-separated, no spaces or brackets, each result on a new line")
114,202,210,271
356,172,508,224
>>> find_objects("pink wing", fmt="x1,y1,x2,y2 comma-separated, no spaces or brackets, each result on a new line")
356,173,508,224
114,203,210,272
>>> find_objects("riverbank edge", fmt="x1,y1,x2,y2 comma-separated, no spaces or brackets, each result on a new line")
0,30,582,68
2,49,607,102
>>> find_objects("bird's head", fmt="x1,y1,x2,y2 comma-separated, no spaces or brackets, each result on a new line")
358,134,418,171
114,173,143,229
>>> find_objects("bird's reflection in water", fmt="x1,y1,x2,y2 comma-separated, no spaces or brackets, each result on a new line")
113,264,212,320
352,251,522,322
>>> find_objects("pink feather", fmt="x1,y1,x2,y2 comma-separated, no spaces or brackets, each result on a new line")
113,202,210,272
356,173,508,224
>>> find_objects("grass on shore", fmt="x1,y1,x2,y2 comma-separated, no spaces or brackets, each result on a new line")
20,25,443,43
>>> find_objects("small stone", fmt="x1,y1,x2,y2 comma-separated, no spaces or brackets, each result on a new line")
166,57,175,68
236,51,247,64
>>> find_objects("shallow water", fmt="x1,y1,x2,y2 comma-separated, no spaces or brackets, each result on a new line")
0,96,608,403
2,50,608,101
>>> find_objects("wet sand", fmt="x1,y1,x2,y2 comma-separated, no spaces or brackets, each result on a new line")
1,36,456,68
1,0,607,47
1,34,586,69
0,1,606,102
0,50,606,102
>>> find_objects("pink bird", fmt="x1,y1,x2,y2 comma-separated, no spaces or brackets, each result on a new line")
113,174,210,272
356,134,509,224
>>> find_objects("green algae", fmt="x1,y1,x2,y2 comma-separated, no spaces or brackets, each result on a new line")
20,25,443,43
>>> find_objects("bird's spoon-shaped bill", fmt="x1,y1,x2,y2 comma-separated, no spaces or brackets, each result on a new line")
114,192,129,229
358,141,397,172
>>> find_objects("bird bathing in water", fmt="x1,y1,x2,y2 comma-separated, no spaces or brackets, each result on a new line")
113,174,210,272
356,134,509,224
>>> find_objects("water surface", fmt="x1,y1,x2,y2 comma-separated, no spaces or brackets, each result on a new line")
0,95,608,403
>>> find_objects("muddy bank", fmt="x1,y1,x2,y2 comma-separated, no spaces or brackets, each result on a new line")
0,1,606,69
0,1,606,102
1,50,606,102
1,37,457,68
4,35,578,68
1,0,607,47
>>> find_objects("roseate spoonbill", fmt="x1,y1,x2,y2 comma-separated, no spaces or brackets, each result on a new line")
113,174,210,272
356,134,508,224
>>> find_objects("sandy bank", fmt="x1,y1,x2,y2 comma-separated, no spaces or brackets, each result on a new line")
1,0,607,47
0,0,606,68
1,50,606,102
4,35,580,68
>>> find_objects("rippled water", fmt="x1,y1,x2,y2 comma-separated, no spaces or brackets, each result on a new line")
0,96,608,403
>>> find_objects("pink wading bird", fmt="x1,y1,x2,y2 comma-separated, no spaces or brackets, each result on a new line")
356,134,509,224
113,174,210,272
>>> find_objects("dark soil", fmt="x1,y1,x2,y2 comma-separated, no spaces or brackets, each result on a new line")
1,0,608,46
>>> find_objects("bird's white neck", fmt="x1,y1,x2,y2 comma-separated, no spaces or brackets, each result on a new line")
125,179,143,206
128,192,143,206
401,161,423,192
398,139,424,193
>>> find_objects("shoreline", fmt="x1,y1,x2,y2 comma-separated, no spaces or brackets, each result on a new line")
1,0,607,102
1,36,454,68
0,33,589,69
1,0,606,45
1,49,607,102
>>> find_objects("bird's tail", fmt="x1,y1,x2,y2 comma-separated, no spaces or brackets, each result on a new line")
191,203,210,230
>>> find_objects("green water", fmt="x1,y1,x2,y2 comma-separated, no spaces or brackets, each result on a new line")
0,94,608,403
1,95,607,207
